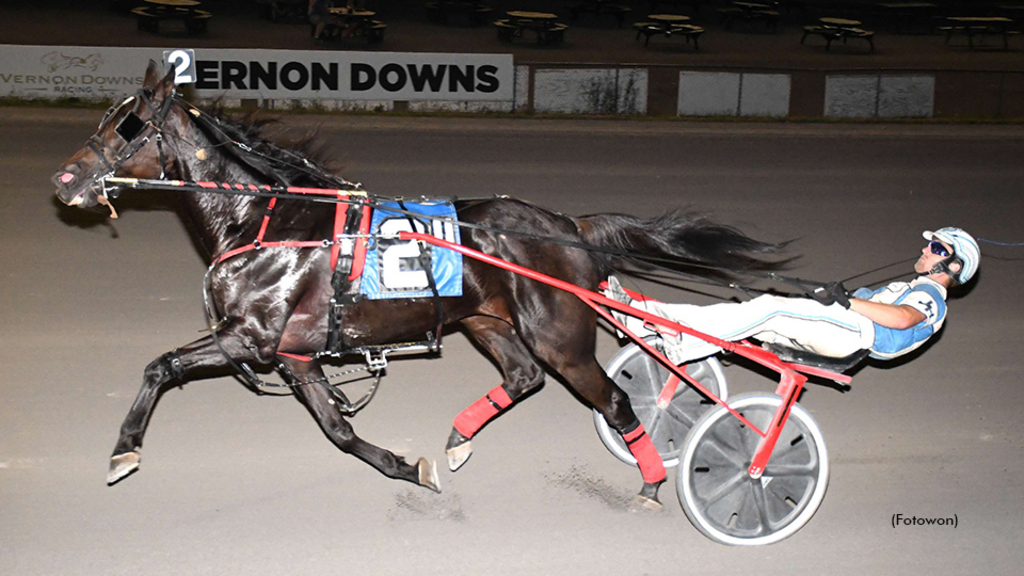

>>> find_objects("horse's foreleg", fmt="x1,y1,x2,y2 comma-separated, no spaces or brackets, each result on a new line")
283,358,440,492
446,316,545,471
108,324,263,485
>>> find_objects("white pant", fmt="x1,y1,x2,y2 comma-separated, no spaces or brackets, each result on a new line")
621,295,876,365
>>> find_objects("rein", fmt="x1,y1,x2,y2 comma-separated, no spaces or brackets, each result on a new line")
92,92,782,289
104,175,862,299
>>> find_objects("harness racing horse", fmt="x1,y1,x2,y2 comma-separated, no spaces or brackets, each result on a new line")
52,61,783,508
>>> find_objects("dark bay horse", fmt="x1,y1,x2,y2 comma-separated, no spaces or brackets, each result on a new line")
52,61,783,507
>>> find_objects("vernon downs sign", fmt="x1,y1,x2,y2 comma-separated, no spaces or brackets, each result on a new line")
0,45,514,101
192,51,511,100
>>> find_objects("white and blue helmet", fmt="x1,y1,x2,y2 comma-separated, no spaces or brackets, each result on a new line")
923,227,980,285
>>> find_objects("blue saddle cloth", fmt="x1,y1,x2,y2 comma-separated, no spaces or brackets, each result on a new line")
360,200,463,300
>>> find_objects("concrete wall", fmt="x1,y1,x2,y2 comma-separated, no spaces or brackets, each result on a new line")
530,68,648,115
676,72,791,117
824,75,934,118
510,66,949,119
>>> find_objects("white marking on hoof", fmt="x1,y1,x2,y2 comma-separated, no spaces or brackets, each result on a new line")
108,451,140,485
446,441,472,472
417,457,441,493
634,495,663,511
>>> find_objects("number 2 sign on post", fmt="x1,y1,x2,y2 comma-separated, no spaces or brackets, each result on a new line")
162,49,197,85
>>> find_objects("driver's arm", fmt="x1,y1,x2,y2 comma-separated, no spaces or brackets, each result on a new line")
848,298,926,330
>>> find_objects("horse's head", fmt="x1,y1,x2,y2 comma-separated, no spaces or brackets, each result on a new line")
52,60,178,215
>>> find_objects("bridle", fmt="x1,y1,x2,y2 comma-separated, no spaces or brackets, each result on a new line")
53,87,177,203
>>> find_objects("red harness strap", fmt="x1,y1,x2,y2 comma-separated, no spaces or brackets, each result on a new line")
329,196,348,271
217,193,332,263
214,188,367,267
348,203,373,281
276,351,313,363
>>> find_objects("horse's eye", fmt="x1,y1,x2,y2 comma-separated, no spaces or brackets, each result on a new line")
115,112,146,142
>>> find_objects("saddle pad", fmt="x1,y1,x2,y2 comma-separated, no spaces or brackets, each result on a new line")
360,200,463,300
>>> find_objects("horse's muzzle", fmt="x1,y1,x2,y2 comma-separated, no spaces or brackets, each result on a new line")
52,167,99,207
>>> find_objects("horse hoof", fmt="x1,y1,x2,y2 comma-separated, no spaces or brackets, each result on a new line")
417,457,441,493
446,441,472,472
108,451,140,485
633,494,663,511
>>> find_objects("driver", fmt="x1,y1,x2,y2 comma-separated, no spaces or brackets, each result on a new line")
605,227,980,365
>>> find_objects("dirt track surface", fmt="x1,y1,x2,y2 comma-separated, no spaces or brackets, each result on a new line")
3,1,1023,71
2,108,1024,575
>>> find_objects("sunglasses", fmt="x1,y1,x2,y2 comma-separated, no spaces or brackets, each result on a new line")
929,241,951,258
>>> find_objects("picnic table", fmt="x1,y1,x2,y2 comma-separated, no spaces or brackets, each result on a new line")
801,17,876,51
320,6,386,43
424,0,494,26
132,0,212,35
942,16,1018,49
494,11,568,45
632,14,704,50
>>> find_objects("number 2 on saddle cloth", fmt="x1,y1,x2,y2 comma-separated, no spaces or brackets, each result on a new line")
326,200,463,354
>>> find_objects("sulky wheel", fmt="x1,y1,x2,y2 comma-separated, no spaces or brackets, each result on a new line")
676,393,829,546
594,340,727,468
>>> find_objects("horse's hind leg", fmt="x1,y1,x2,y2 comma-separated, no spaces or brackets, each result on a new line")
446,316,546,471
283,358,440,492
518,311,667,509
553,357,666,508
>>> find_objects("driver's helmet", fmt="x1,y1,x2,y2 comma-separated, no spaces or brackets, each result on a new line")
923,227,980,285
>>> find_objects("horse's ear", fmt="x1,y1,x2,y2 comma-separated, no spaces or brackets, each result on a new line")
142,60,162,90
156,64,176,99
142,59,176,102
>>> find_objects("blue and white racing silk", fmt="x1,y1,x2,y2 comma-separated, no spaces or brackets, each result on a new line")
852,277,948,360
360,201,463,300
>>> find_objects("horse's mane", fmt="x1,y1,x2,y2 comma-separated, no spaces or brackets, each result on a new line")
181,103,346,239
186,103,340,188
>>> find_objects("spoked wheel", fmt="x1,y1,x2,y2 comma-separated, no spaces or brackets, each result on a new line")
594,340,727,468
676,393,829,546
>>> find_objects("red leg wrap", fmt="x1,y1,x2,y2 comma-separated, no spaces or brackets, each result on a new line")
453,385,514,439
623,425,666,484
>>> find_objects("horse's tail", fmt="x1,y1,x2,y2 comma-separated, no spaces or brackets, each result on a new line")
575,210,789,278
